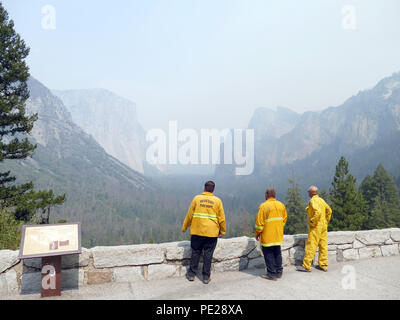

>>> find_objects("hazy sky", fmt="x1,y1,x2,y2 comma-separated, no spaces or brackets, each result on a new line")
3,0,400,130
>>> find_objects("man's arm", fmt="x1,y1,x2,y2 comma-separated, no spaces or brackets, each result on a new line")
282,203,288,226
255,205,265,240
325,202,332,223
308,198,321,228
218,200,226,237
182,197,196,232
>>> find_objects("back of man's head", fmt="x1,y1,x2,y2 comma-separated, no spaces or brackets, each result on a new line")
204,181,215,193
266,188,276,199
308,185,318,195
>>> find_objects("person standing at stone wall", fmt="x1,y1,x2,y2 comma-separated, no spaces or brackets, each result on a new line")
181,181,226,284
255,188,288,280
297,185,332,272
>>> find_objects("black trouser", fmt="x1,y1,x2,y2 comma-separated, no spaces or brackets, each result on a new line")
188,235,218,278
262,245,283,278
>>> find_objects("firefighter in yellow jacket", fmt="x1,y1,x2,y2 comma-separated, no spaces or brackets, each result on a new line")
255,188,287,280
182,181,226,284
297,185,332,272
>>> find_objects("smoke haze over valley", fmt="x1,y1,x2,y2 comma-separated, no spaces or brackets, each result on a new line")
1,1,400,246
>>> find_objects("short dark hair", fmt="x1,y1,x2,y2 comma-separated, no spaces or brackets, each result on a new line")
266,188,276,198
204,181,215,192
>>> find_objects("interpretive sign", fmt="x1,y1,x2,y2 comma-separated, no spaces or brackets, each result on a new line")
19,223,81,298
19,223,81,259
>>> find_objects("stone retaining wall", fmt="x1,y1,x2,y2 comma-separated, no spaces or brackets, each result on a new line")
1,228,399,295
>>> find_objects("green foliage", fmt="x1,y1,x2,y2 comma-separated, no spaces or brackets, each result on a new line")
329,156,367,231
0,3,37,161
284,174,307,234
360,164,400,228
17,189,66,224
0,209,23,250
0,3,65,232
319,188,330,205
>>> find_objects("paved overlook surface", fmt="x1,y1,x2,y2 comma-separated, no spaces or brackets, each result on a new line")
2,256,400,300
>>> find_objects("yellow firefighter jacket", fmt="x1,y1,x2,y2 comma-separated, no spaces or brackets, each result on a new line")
255,198,287,247
181,192,226,238
307,195,332,229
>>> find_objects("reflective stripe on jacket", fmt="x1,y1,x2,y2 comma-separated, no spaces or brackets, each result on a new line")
181,192,226,237
255,198,287,247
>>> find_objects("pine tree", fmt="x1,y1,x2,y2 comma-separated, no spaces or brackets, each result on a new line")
0,3,36,160
0,3,65,225
284,171,307,234
329,157,366,231
360,164,400,228
359,174,376,229
319,188,330,205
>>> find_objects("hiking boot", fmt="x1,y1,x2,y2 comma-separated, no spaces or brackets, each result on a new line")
315,265,328,272
203,276,211,284
186,273,195,281
296,265,311,272
261,274,277,281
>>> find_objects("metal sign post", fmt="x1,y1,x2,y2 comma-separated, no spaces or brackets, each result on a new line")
41,256,62,297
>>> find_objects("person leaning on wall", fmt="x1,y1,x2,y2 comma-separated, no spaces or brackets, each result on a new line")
181,181,226,284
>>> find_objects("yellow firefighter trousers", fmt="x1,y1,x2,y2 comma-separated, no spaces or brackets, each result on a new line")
302,223,328,270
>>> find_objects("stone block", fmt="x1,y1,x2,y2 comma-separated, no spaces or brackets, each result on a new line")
389,228,400,242
342,249,359,261
247,257,265,269
0,250,20,274
293,234,308,247
312,250,338,266
247,243,262,259
381,244,400,257
213,258,248,272
213,237,256,261
165,241,191,260
62,248,91,268
353,239,365,249
355,230,390,245
86,270,113,285
359,246,382,259
0,269,18,295
282,235,295,250
289,246,305,265
327,231,355,245
147,264,179,281
22,258,41,270
21,272,41,294
282,250,290,266
336,250,344,262
338,244,353,250
62,269,84,289
114,266,144,282
92,244,164,268
328,250,339,264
